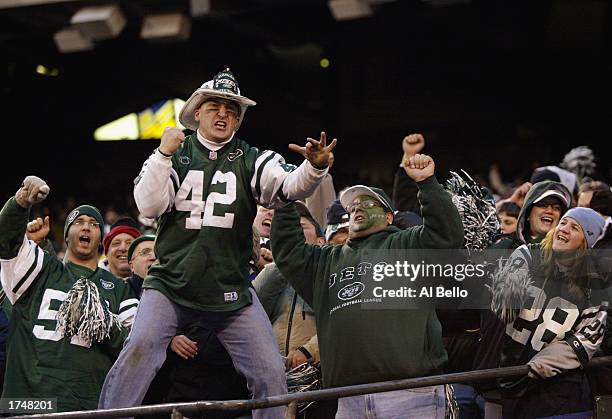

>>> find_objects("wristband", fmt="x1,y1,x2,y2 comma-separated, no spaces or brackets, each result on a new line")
311,161,328,170
158,148,173,158
297,346,312,360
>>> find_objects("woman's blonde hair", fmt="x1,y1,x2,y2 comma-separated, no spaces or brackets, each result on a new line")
540,223,589,300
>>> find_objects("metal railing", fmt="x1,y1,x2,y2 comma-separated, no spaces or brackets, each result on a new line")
12,355,612,419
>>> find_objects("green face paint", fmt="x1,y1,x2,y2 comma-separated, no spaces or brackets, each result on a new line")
349,195,388,233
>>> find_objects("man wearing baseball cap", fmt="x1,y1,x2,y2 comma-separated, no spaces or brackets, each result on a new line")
100,68,337,418
324,199,350,245
271,154,464,417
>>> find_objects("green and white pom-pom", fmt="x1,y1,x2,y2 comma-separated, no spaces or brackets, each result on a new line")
56,277,122,343
487,258,533,323
445,170,500,251
286,363,321,414
445,383,460,419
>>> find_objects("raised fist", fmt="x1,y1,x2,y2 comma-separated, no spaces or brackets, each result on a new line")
258,247,274,269
27,216,50,244
15,176,50,208
404,154,435,183
159,127,186,156
403,133,425,155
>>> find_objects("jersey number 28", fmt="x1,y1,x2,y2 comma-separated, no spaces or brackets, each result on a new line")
507,286,579,351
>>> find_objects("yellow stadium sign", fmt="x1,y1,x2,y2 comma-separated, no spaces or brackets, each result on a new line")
94,99,185,141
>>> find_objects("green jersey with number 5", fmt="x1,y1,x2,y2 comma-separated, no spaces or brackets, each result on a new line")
134,134,324,311
0,198,138,412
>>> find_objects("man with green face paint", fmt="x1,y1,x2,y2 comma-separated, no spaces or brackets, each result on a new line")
271,154,464,418
345,192,394,237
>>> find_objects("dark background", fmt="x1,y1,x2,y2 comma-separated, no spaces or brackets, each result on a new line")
1,0,611,213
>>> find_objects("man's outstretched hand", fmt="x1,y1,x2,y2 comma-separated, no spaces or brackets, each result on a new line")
15,176,50,208
289,131,337,169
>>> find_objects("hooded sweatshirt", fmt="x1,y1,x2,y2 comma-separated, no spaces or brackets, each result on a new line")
271,177,464,387
491,181,572,250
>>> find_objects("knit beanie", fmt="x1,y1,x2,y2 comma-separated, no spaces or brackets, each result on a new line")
561,207,605,248
64,205,105,241
127,235,155,262
103,225,141,255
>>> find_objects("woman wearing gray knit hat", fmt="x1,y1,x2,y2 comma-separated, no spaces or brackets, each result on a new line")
554,207,605,250
490,206,607,418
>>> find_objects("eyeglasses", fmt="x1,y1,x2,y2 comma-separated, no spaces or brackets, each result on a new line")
136,248,154,258
73,220,100,228
348,199,382,214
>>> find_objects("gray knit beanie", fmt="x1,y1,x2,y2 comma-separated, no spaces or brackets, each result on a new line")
561,207,605,248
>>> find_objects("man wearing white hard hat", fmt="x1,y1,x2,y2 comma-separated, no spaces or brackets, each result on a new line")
99,68,337,418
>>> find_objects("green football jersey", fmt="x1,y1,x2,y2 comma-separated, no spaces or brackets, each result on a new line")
0,198,138,412
136,134,317,311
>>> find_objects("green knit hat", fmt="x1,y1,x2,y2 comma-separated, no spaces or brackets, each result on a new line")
64,205,105,241
128,234,156,261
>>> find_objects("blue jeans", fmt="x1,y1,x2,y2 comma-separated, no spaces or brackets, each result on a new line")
99,288,287,419
453,383,485,418
335,386,446,419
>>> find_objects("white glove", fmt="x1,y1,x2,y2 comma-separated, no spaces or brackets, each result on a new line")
15,176,50,208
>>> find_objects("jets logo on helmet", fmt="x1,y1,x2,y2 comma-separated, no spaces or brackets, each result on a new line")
213,70,239,94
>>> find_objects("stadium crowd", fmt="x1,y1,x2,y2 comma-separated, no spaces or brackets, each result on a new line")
0,69,610,419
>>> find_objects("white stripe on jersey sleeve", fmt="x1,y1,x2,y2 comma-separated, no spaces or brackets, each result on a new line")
134,150,175,218
250,150,275,203
280,159,328,204
118,306,138,327
251,151,328,209
169,167,179,205
0,235,44,304
119,298,139,311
